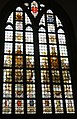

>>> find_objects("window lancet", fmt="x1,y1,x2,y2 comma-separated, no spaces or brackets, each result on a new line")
2,1,75,115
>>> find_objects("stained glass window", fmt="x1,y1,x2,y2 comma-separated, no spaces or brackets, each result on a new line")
2,0,75,115
39,9,75,114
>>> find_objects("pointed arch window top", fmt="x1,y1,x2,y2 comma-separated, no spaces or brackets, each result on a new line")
5,25,13,30
56,16,63,27
7,13,13,24
47,9,53,14
58,28,64,33
2,0,75,115
39,14,45,26
16,7,23,11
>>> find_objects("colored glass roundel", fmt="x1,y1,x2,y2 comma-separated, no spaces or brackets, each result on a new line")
31,1,38,17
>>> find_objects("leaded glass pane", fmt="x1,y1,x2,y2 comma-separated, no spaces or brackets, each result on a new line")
3,69,12,82
25,32,33,42
26,69,35,83
62,70,71,83
5,31,13,41
48,34,56,44
39,15,45,26
49,45,58,56
52,70,60,83
5,25,13,30
65,99,75,113
16,7,23,11
41,70,50,83
3,83,12,98
42,100,52,114
27,84,35,98
25,13,32,25
39,32,46,43
59,45,68,56
58,34,66,44
4,55,12,67
15,100,24,114
61,57,69,69
15,31,23,42
15,69,23,82
47,9,53,14
15,84,24,98
39,44,47,55
27,100,36,114
7,12,13,24
2,99,12,114
53,85,62,98
54,100,64,113
56,16,63,27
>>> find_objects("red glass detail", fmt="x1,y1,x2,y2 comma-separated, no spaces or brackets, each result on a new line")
5,100,8,107
17,100,22,106
31,7,38,13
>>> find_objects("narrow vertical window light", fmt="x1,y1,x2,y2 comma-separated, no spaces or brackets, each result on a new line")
2,5,36,114
3,24,13,114
15,7,24,114
25,26,36,114
57,28,75,113
39,27,52,114
39,9,75,114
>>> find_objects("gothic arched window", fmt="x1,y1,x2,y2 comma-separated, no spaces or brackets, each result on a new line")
2,0,75,115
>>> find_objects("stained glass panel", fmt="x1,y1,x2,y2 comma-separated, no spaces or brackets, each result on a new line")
5,25,13,30
27,84,35,98
7,12,13,24
49,45,58,56
2,99,12,114
61,57,69,69
5,31,13,41
15,100,24,114
15,31,23,42
39,15,45,26
62,70,71,83
15,84,24,98
52,70,60,83
26,69,35,83
4,55,12,67
25,13,32,25
4,43,13,54
53,85,62,98
27,100,36,114
54,100,64,113
65,99,75,113
3,69,12,82
42,100,52,114
48,34,56,44
41,70,50,83
56,16,63,27
3,83,12,98
58,34,66,44
31,1,38,18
